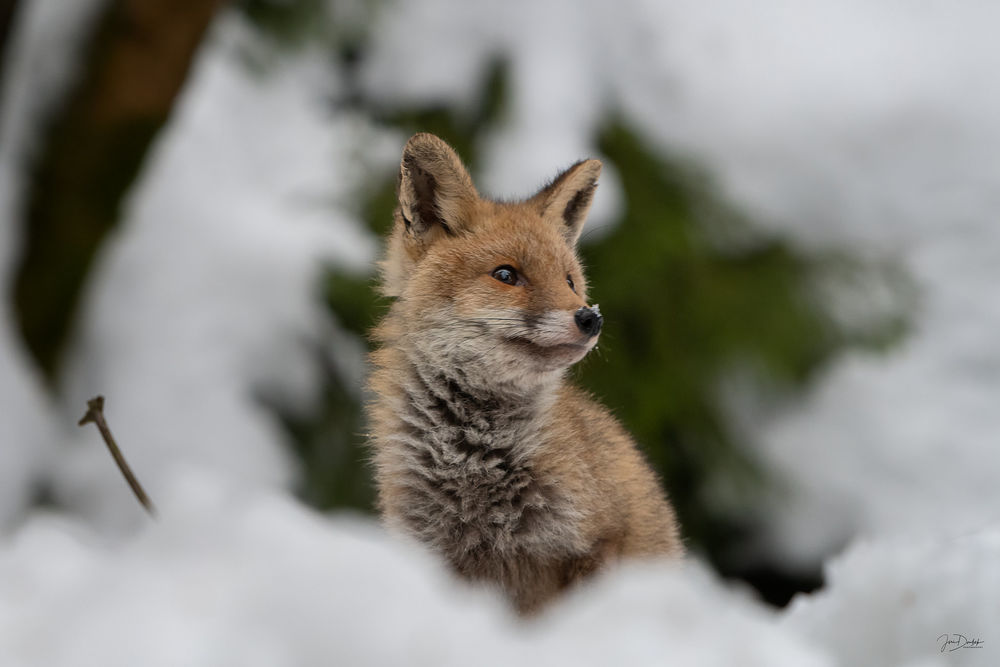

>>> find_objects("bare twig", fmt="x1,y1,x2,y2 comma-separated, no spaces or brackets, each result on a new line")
78,395,156,516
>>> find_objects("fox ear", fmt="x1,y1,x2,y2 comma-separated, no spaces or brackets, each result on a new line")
530,159,601,246
381,134,478,297
398,133,478,240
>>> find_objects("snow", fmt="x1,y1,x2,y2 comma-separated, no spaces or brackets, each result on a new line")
0,0,107,166
0,162,53,530
0,471,835,667
48,15,381,532
0,475,996,665
0,0,108,530
784,527,1000,667
1,0,999,663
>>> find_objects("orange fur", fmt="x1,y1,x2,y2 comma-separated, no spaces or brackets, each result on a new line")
368,133,682,614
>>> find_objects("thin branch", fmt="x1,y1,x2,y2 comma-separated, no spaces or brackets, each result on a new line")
78,395,156,516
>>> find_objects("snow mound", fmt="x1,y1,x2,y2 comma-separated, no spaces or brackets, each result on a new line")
3,472,997,666
0,473,504,667
0,474,832,667
786,527,1000,667
535,562,829,667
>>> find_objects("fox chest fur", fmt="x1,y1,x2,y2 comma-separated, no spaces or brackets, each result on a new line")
367,133,682,614
378,358,584,562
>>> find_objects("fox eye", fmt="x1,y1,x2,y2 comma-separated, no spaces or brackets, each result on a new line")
492,265,519,286
567,274,576,292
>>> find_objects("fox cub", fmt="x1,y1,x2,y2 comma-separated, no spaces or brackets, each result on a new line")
368,133,682,613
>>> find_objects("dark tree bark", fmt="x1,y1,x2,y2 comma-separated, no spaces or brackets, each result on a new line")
12,0,228,383
0,0,21,85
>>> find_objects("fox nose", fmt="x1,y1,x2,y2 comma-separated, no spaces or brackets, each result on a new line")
574,306,603,337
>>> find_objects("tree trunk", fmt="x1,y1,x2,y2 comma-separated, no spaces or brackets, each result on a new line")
0,0,21,85
12,0,227,383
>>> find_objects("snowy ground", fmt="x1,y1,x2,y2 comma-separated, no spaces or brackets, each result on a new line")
2,1,999,664
0,471,996,667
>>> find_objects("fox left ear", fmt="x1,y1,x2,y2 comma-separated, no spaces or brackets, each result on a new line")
530,159,602,246
398,133,478,240
381,133,478,297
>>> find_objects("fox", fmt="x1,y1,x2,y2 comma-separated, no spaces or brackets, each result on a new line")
368,133,683,614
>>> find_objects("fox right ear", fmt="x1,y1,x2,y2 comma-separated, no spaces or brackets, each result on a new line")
398,133,478,241
530,158,602,246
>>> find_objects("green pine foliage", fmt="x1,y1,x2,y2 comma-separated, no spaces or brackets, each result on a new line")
578,121,909,558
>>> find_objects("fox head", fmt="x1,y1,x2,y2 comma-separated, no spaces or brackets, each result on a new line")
380,133,603,395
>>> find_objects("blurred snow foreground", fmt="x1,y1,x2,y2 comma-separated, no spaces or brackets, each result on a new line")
1,472,997,667
2,0,1000,664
